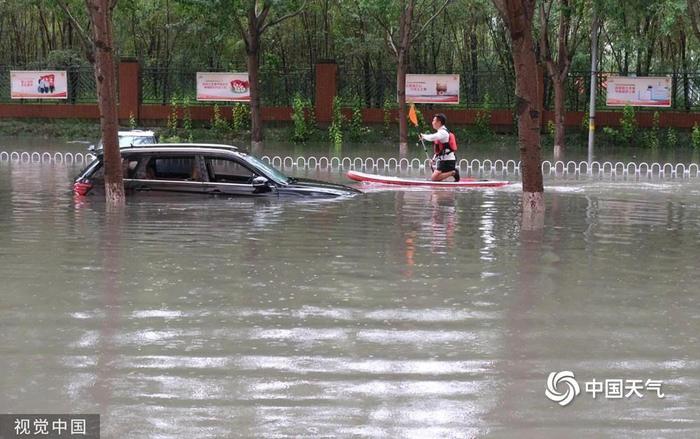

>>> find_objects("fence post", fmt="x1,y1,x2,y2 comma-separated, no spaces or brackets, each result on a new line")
315,61,337,123
118,58,140,124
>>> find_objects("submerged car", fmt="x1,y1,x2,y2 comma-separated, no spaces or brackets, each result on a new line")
88,129,158,151
73,144,360,198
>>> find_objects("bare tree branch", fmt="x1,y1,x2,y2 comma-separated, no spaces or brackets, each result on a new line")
386,29,398,56
411,0,450,43
55,0,93,51
233,15,250,51
260,0,308,34
257,3,272,33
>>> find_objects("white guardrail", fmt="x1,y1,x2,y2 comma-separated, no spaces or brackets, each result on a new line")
1,150,699,179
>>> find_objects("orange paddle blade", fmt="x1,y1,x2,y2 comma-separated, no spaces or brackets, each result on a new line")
408,103,418,126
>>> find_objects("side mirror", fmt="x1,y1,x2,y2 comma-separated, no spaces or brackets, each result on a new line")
252,176,269,187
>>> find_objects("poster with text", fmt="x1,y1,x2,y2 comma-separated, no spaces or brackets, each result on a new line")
606,76,671,107
11,71,68,99
405,74,460,104
196,72,250,102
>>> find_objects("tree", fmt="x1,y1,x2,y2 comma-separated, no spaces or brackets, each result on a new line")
539,0,585,161
58,0,124,206
363,0,450,154
689,0,700,42
491,0,544,215
232,0,307,149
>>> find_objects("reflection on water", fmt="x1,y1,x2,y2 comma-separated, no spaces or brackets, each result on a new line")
1,159,700,438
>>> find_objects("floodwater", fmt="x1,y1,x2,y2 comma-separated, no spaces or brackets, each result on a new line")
1,138,700,438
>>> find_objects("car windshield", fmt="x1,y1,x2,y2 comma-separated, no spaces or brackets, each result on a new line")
242,154,290,185
119,136,155,147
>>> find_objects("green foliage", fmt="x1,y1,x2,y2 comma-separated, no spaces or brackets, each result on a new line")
167,95,180,136
665,127,677,149
473,93,493,138
547,120,556,138
383,96,396,132
128,112,137,130
620,105,637,144
232,103,251,133
329,96,344,147
291,93,315,142
602,105,637,146
348,95,369,141
182,96,193,143
692,123,700,150
642,111,660,149
211,104,229,134
581,110,590,134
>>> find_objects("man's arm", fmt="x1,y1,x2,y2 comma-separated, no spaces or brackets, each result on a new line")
420,129,449,142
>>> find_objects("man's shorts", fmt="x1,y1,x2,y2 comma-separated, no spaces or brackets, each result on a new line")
436,159,456,172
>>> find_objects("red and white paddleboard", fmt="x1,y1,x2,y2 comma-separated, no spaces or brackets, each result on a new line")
346,170,510,188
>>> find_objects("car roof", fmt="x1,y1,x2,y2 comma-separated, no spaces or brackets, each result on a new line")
118,143,241,154
118,130,156,137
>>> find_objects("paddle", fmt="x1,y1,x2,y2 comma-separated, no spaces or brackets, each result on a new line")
409,103,434,171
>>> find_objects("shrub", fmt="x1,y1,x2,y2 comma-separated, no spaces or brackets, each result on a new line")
473,92,493,138
232,102,251,133
383,95,395,132
665,127,677,149
642,111,660,149
167,95,179,136
291,93,315,142
348,95,368,142
692,123,700,149
182,96,193,142
329,96,343,146
211,104,229,134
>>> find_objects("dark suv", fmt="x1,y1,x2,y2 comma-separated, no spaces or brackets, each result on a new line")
74,144,360,198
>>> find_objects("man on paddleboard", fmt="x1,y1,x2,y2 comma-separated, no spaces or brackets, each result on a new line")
419,113,460,182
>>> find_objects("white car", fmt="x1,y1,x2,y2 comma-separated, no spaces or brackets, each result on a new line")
89,130,158,151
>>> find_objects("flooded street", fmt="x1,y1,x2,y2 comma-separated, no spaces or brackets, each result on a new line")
1,139,700,437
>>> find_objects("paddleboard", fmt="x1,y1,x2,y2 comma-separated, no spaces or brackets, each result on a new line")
347,170,510,188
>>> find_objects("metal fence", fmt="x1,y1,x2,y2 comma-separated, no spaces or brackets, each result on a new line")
2,64,700,111
0,66,96,103
338,68,700,111
558,72,700,112
337,68,517,109
141,67,314,106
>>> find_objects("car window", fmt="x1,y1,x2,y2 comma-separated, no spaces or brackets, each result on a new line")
206,157,256,183
145,156,200,181
122,157,140,179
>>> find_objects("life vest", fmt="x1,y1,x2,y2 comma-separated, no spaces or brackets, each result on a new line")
433,129,458,157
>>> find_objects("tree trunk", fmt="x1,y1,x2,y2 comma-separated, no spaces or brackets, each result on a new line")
552,77,565,161
397,52,408,156
469,30,478,103
493,0,544,215
87,0,124,207
690,0,700,43
396,0,414,156
247,32,263,149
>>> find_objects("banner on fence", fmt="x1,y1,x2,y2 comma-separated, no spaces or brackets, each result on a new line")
196,72,250,102
606,76,671,107
405,74,460,104
11,71,68,99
